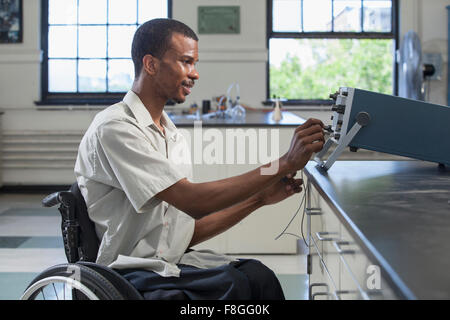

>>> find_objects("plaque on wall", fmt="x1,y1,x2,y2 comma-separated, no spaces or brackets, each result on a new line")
198,6,240,34
0,0,22,43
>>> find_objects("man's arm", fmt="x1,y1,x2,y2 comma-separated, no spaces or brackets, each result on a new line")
156,118,324,219
188,194,263,247
188,175,303,247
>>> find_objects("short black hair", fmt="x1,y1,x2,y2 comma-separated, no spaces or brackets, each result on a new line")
131,18,198,78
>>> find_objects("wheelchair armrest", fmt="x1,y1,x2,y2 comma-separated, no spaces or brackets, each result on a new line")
42,191,75,208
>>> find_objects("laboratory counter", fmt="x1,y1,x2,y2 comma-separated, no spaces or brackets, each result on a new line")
304,160,450,299
169,110,305,127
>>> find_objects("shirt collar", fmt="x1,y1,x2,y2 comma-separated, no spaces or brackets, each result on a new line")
123,90,179,141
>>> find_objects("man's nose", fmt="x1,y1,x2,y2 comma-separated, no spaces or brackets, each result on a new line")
189,67,199,80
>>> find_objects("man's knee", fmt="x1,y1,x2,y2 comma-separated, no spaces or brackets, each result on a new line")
233,259,285,300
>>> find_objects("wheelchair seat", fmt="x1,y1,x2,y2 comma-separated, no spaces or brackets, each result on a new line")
21,182,143,300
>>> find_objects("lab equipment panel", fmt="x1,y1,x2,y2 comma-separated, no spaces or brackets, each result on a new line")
315,87,450,170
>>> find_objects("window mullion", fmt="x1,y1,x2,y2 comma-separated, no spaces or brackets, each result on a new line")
331,0,334,32
361,0,364,32
300,0,304,32
76,0,80,93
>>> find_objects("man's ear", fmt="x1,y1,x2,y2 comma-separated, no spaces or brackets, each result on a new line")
142,54,158,75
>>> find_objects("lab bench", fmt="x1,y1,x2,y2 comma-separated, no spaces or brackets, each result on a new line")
304,160,450,299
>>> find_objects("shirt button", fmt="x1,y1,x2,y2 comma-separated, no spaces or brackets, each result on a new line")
164,222,169,227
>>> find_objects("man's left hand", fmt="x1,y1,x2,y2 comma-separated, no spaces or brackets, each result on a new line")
256,172,303,206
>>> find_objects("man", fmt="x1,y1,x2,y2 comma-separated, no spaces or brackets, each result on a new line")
75,18,325,300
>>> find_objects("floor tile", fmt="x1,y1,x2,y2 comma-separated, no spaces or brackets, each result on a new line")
0,249,66,272
0,236,30,248
0,216,60,236
0,236,63,249
19,236,63,249
277,274,309,300
0,272,38,300
1,208,58,216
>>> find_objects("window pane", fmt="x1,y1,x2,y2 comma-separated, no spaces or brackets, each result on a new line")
78,26,107,58
269,38,393,99
303,0,332,32
273,0,302,32
109,0,137,24
363,0,392,32
108,59,134,92
108,25,136,58
48,26,77,58
79,0,107,24
49,0,77,25
49,59,77,92
138,0,168,24
333,0,362,32
78,60,107,92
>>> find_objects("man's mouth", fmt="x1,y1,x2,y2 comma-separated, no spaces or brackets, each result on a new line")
182,81,194,95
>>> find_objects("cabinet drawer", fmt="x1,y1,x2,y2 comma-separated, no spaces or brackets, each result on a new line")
309,239,337,300
338,225,371,292
339,225,397,299
309,192,341,255
338,258,366,300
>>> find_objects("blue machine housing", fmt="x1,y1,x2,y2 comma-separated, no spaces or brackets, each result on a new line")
314,87,450,170
346,88,450,166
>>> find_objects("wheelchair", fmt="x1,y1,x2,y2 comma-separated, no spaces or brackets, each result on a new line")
21,183,144,300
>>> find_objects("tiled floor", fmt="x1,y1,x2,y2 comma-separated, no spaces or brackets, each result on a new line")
0,193,308,300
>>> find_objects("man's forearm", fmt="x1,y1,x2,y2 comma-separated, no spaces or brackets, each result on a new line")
158,156,291,219
188,194,264,247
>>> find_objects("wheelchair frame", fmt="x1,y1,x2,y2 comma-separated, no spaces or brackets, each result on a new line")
21,183,143,300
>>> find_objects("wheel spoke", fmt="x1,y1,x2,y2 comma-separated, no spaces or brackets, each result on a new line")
52,283,59,300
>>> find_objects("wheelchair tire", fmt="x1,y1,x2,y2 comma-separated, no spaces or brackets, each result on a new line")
21,263,125,300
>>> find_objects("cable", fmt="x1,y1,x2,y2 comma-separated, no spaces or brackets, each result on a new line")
300,179,310,247
274,170,309,247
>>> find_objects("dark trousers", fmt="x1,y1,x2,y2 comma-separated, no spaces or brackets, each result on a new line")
117,259,285,300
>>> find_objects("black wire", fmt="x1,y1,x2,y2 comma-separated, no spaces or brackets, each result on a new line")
274,170,309,247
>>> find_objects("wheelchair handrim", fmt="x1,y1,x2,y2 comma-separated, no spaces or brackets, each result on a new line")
21,276,99,300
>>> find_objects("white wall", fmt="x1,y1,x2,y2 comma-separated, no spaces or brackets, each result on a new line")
0,0,448,185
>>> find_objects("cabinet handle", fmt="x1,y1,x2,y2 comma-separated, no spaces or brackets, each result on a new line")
312,292,334,300
333,240,356,254
309,282,328,300
306,208,322,215
335,290,360,300
315,231,338,241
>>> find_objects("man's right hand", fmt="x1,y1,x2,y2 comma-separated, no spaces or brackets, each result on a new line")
282,118,325,172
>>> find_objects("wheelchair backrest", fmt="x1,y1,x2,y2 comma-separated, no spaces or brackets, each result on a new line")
43,183,99,263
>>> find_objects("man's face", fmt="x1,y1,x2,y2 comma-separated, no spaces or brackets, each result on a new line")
154,32,199,104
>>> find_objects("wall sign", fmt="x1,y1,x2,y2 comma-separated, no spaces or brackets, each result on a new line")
198,6,240,34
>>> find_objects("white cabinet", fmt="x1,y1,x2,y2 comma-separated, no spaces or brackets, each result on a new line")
181,126,300,254
307,182,397,300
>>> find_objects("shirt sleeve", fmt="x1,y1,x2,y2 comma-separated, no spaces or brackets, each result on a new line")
95,119,186,213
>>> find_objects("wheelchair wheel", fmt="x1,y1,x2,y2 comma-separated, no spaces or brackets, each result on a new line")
21,263,125,300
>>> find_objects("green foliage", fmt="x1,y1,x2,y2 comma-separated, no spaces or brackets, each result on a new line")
270,39,394,100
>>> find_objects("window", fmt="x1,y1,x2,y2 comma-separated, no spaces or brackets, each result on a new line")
267,0,398,105
39,0,172,105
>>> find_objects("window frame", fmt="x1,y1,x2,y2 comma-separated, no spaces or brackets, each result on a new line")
37,0,173,106
266,0,399,106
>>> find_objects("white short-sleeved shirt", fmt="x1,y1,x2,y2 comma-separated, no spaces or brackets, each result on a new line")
74,90,236,277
